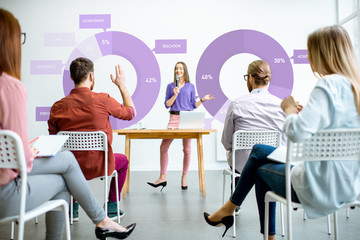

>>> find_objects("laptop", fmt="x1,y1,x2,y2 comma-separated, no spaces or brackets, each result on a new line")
178,111,205,129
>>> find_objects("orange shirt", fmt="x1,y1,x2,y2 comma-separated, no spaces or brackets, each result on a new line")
48,87,134,180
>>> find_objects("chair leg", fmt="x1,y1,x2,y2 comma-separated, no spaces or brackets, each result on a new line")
17,220,24,240
346,207,350,218
222,171,226,205
264,196,270,240
104,175,108,215
303,209,306,220
62,202,71,240
333,211,339,240
327,214,331,235
232,214,236,238
70,195,73,225
10,221,14,240
35,216,38,224
115,172,120,223
280,203,285,237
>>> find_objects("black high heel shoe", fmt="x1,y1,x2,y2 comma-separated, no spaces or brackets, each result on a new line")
95,223,136,240
181,185,188,190
203,212,234,237
147,181,167,191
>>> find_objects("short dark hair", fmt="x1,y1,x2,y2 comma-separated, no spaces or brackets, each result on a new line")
69,57,94,85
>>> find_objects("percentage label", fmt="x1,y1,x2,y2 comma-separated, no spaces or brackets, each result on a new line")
145,77,157,83
102,40,110,45
201,74,213,80
274,58,285,63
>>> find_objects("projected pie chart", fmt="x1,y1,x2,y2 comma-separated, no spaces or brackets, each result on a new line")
62,31,161,129
196,29,293,123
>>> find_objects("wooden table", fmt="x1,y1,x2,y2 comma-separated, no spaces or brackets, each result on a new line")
113,129,216,197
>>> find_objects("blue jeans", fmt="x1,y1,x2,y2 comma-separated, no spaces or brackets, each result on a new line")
230,144,299,235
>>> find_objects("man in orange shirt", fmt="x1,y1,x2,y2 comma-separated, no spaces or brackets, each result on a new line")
48,57,136,220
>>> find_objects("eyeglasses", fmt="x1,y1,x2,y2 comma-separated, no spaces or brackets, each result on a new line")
21,32,26,45
243,74,249,81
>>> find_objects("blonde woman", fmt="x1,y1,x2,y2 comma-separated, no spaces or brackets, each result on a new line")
204,25,360,240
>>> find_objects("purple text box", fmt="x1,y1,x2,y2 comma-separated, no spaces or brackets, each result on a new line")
44,32,76,47
291,49,309,64
152,39,187,54
30,60,63,75
36,107,51,121
79,14,111,31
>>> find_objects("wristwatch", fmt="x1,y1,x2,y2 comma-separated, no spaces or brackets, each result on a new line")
200,98,204,102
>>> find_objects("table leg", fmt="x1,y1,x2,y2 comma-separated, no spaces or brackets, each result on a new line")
197,137,202,192
197,134,206,197
123,135,131,198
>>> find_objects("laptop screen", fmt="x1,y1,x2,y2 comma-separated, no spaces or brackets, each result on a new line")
178,112,205,129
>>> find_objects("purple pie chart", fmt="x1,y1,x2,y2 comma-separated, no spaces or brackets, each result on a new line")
196,29,293,123
62,31,161,129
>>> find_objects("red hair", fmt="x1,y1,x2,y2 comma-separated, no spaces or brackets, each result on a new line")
0,8,22,80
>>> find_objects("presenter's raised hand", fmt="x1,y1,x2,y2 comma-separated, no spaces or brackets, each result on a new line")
202,94,215,101
110,64,126,89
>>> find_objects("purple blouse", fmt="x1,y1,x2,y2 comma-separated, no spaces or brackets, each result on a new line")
164,82,197,111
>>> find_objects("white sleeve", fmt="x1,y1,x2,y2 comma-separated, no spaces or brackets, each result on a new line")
221,102,235,150
283,87,332,142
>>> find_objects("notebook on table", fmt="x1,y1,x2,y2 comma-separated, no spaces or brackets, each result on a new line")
178,111,205,129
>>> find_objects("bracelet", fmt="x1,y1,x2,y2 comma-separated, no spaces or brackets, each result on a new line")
200,98,204,103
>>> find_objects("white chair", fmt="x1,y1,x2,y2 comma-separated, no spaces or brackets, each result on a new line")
57,131,120,224
265,128,360,240
222,130,281,238
0,130,71,240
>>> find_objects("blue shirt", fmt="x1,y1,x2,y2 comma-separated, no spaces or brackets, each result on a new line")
164,82,197,111
284,74,360,218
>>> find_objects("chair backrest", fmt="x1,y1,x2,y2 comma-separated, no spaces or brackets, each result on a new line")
0,130,28,231
232,130,281,152
284,128,360,232
287,128,360,163
57,131,109,177
231,130,281,187
57,131,107,152
0,130,27,172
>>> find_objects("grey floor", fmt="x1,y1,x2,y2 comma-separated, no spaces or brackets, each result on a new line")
1,170,359,240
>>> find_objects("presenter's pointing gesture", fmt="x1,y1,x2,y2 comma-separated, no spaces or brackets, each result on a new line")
202,94,215,101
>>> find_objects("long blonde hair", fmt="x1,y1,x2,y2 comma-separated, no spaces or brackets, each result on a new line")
307,25,360,114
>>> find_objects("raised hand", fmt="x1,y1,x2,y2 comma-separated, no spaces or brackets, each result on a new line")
110,64,126,88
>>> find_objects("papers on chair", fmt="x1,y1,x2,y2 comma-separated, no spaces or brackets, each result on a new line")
267,145,287,163
31,135,69,157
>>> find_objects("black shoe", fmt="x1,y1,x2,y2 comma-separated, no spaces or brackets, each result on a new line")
203,212,234,237
147,181,167,191
181,185,188,190
95,223,136,240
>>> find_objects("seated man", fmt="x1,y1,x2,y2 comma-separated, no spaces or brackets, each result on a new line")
221,60,286,214
48,57,136,220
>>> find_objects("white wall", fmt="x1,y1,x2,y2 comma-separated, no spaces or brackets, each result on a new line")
2,0,336,171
